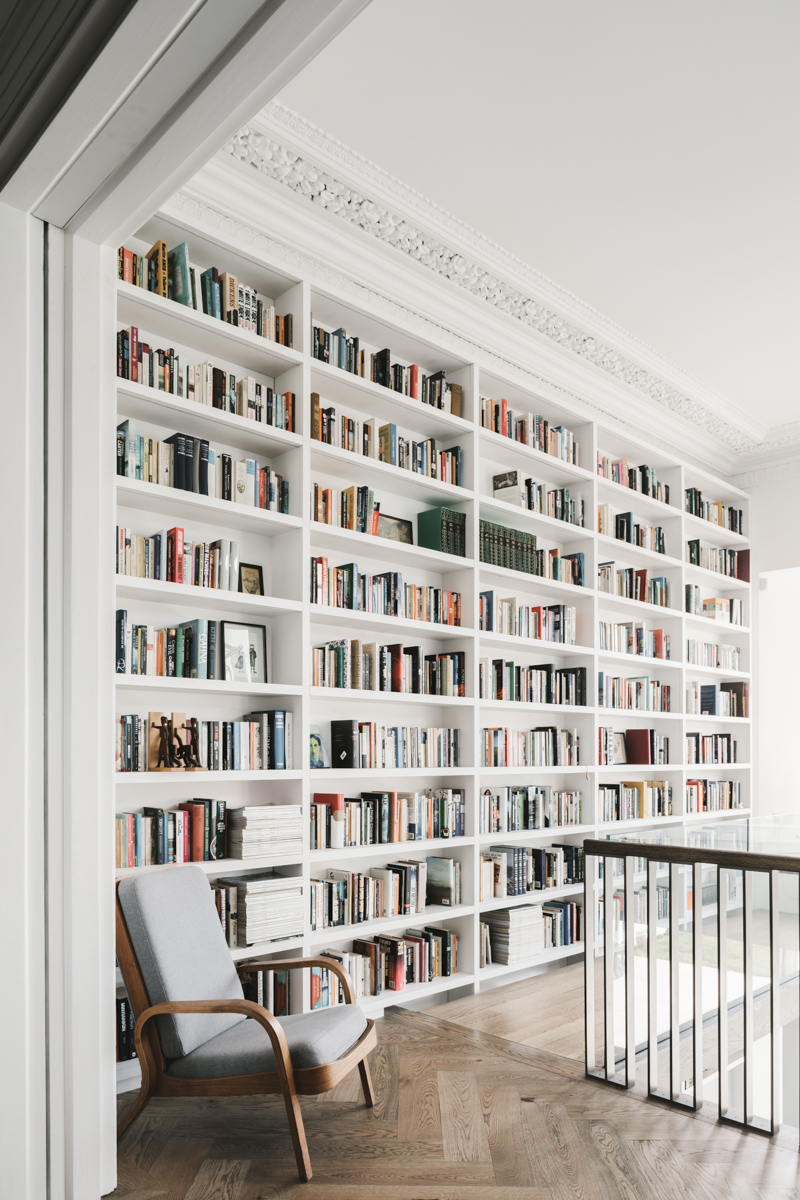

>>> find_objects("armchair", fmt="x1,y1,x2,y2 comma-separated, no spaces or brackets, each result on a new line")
116,865,377,1182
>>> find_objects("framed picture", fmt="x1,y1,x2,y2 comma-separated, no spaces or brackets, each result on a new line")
376,512,413,544
238,563,264,596
611,732,627,765
221,622,267,684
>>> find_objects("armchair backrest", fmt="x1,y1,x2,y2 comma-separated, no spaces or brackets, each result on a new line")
117,865,245,1059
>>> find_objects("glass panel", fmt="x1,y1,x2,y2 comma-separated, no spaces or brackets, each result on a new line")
722,867,745,1123
586,853,605,1078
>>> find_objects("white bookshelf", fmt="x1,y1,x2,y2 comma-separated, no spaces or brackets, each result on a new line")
112,216,752,1087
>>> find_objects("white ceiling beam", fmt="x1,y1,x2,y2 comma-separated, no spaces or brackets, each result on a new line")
1,0,372,248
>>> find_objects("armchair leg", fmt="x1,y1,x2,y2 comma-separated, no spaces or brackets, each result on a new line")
282,1087,312,1182
358,1057,376,1108
117,1075,155,1141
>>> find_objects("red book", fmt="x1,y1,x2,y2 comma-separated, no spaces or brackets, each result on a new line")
738,549,750,583
178,802,206,861
634,569,648,602
258,469,265,510
500,398,508,437
314,793,345,849
168,526,185,584
408,364,419,400
625,729,652,765
371,504,380,536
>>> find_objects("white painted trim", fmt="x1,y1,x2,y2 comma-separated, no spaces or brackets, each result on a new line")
0,203,47,1200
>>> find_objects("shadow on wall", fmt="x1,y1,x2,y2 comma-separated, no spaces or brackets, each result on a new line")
758,568,800,817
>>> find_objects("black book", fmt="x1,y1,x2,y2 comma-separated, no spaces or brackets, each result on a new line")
207,621,218,680
221,454,232,501
115,609,126,673
166,628,176,677
375,348,391,388
193,438,209,495
331,720,359,769
212,367,226,409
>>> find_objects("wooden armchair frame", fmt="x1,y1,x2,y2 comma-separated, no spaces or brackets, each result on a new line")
115,878,377,1182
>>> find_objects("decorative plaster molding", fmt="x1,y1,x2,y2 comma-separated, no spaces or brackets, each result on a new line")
221,106,796,465
730,456,800,490
167,184,727,479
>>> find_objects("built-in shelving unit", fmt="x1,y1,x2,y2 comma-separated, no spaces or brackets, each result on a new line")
113,212,752,1090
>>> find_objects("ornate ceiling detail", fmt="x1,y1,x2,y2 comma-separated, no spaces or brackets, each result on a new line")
168,185,723,478
223,118,785,461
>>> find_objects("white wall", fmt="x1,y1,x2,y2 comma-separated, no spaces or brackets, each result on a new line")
747,470,800,815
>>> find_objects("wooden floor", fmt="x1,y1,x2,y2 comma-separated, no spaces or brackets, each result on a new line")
113,970,800,1200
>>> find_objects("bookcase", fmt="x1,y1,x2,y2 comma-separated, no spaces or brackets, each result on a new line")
113,211,751,1087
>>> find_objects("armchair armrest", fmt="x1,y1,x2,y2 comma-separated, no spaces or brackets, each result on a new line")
237,956,356,1004
133,998,297,1088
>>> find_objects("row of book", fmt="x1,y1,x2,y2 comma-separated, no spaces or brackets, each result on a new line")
238,965,292,1016
686,540,749,580
116,422,290,513
479,786,582,833
309,856,461,929
598,727,669,766
214,869,303,947
118,239,293,344
598,621,670,659
116,710,293,772
598,562,669,607
311,396,463,485
116,525,244,590
685,488,744,533
598,781,672,822
311,327,461,413
685,778,743,812
479,520,585,584
479,593,577,643
315,926,459,999
312,640,466,696
117,326,294,431
478,661,587,706
686,733,738,764
310,789,466,849
685,680,749,717
479,398,580,465
311,482,379,533
480,842,584,900
117,611,238,681
597,506,667,555
328,720,461,769
115,798,228,867
597,673,671,713
492,470,584,526
309,557,462,625
596,457,670,504
686,590,745,625
686,638,741,669
481,726,579,768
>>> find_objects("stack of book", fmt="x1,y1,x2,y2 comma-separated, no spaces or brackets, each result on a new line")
480,399,580,464
310,558,462,625
217,869,304,947
597,506,667,554
479,660,586,705
479,593,577,642
685,489,743,533
492,470,584,527
597,456,670,503
226,806,304,860
481,904,544,965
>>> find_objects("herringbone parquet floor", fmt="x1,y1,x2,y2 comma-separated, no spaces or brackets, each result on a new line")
113,969,800,1200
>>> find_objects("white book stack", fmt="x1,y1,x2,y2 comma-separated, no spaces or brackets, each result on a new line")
226,805,304,860
218,869,304,946
482,904,544,965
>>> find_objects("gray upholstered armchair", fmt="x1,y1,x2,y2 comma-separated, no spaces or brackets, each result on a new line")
116,865,377,1182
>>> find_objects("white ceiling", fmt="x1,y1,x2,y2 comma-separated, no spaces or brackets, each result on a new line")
278,0,800,434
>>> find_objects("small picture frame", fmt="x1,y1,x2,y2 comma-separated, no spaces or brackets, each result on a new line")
611,733,627,765
376,512,414,544
309,725,330,769
222,622,267,684
238,563,264,596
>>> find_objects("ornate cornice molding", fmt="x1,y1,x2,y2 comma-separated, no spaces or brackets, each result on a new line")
729,457,800,490
166,184,725,480
219,103,793,464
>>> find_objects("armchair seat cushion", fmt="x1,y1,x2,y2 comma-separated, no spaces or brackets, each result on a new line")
166,1004,368,1079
